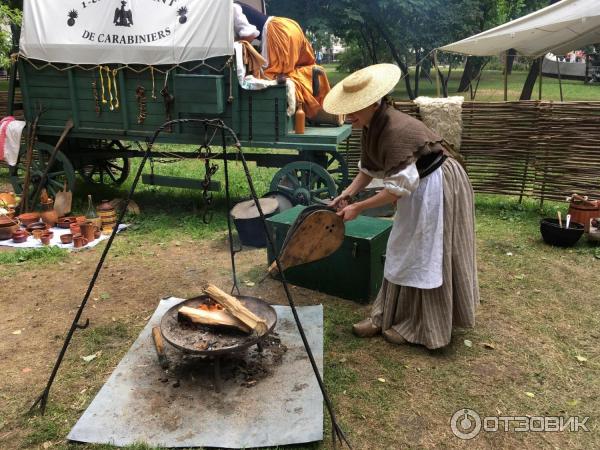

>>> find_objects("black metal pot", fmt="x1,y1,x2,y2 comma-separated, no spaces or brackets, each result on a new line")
540,218,584,247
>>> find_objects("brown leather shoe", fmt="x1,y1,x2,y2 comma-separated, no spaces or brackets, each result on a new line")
352,318,381,338
383,328,407,345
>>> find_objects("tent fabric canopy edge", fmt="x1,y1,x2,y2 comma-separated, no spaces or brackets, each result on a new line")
437,0,600,57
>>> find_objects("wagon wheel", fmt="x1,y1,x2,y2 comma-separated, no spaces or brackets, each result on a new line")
9,142,76,202
80,140,131,186
324,151,349,189
270,161,337,206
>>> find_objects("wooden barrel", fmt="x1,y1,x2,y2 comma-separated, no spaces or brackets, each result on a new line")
568,198,600,232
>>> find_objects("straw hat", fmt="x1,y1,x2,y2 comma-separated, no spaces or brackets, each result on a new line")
323,63,401,115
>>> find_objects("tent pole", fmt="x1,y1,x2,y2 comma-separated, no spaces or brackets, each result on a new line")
503,50,508,101
556,55,563,101
434,50,441,98
538,56,543,100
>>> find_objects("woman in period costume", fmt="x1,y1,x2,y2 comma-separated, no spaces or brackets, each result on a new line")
233,1,331,120
324,64,479,349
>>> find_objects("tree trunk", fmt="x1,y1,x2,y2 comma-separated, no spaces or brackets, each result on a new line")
506,48,517,75
519,57,541,100
458,57,484,92
414,50,421,98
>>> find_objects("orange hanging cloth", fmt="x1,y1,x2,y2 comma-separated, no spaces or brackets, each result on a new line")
264,17,331,119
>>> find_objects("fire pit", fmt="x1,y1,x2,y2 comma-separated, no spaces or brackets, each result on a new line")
160,295,277,391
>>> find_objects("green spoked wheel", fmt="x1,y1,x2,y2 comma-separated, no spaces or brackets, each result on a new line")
270,161,338,206
80,140,131,186
9,142,76,201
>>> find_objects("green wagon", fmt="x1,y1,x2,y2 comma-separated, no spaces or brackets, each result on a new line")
6,0,352,206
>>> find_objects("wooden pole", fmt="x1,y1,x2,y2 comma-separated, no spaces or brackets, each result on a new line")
504,50,509,101
556,55,564,102
538,56,543,100
434,50,441,98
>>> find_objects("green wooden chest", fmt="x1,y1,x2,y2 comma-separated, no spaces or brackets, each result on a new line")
266,206,393,303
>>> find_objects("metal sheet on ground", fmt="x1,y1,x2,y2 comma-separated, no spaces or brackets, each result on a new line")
67,298,323,448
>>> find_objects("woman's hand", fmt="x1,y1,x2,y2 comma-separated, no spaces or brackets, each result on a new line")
330,192,351,211
336,203,362,222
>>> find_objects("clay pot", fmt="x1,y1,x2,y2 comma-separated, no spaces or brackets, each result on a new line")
102,225,113,235
12,229,29,243
97,200,117,227
57,216,76,228
79,221,96,242
41,230,54,240
40,233,51,245
26,222,48,233
69,223,81,235
32,229,44,240
73,234,88,248
0,215,18,227
40,206,59,227
0,224,18,240
60,233,73,244
94,228,101,239
75,216,87,225
17,212,41,226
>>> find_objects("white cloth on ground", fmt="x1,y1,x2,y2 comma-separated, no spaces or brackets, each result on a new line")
0,117,26,166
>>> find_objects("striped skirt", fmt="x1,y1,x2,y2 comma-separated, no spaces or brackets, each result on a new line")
371,158,479,349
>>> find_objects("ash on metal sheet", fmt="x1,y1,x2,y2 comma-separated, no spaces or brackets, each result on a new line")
164,333,288,390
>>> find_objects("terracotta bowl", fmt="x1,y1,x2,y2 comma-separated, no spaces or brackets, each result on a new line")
57,217,75,229
75,216,87,225
17,212,41,227
12,230,29,243
60,233,73,244
0,216,18,227
26,222,49,232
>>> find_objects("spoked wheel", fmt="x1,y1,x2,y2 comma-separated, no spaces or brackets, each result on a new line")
270,161,338,206
9,142,76,201
80,140,130,186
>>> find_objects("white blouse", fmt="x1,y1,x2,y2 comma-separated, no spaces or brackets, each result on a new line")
233,3,260,41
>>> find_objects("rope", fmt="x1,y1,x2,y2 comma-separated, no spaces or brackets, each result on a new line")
13,53,233,75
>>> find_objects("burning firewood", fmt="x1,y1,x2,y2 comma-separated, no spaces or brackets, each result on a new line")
204,284,268,336
178,305,251,333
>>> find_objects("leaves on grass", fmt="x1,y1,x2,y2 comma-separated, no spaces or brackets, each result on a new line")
100,292,110,300
505,252,513,256
575,355,588,362
82,351,102,363
463,339,473,347
22,367,32,373
567,399,579,407
11,329,22,335
244,280,255,287
482,342,495,350
525,391,535,398
377,378,386,383
514,274,525,280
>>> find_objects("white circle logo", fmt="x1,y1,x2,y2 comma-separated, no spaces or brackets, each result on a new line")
451,409,482,440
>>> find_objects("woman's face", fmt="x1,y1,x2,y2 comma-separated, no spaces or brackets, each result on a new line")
347,103,379,129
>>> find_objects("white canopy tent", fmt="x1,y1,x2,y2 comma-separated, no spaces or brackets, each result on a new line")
439,0,600,57
19,0,234,65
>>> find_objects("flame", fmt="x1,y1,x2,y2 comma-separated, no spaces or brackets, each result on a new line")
198,302,223,312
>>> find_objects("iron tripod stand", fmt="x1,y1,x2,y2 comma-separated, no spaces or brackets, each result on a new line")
29,118,352,449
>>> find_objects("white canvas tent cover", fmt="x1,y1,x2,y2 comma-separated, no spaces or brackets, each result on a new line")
19,0,234,65
439,0,600,57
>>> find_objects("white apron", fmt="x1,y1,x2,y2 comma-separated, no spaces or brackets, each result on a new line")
383,168,444,289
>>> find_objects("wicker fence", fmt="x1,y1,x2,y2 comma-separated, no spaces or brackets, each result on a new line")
340,101,600,201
